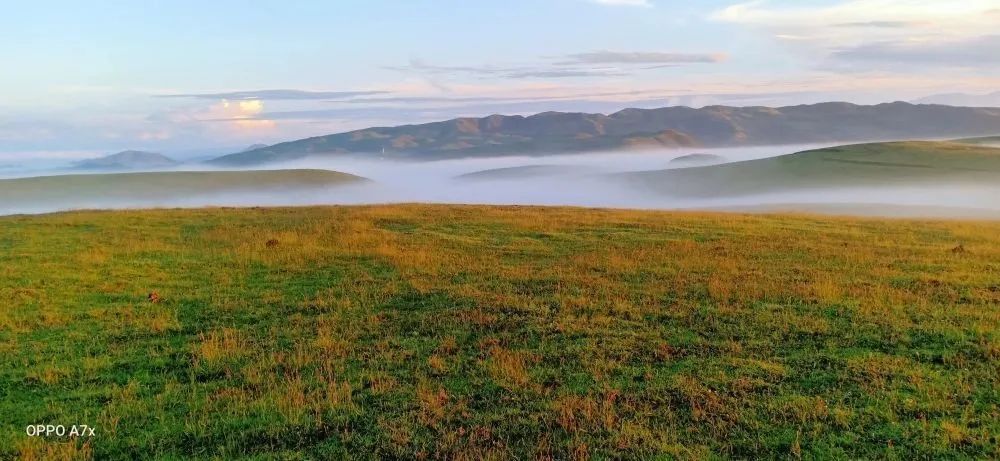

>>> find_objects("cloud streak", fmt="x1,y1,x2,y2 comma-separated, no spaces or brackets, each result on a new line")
386,58,631,80
713,0,1000,73
558,51,725,65
388,49,724,81
505,69,630,79
157,89,390,101
829,35,1000,70
712,0,997,31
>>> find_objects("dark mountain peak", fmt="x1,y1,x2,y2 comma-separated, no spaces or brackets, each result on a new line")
242,143,269,152
874,101,918,108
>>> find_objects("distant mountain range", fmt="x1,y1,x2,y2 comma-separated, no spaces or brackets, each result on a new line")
76,150,180,170
210,102,1000,166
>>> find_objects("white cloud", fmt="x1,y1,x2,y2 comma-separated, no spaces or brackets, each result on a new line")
713,0,997,33
558,51,726,65
712,0,1000,72
711,0,998,45
828,35,1000,71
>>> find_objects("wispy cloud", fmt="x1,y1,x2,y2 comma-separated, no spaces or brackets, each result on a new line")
386,58,627,80
712,0,1000,72
557,51,725,65
506,69,630,79
829,35,1000,70
339,89,686,106
156,89,389,101
388,49,723,81
712,0,997,32
383,59,530,77
832,21,923,29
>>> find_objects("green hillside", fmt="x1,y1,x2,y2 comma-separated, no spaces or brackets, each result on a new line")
668,153,727,166
0,169,366,203
454,164,594,181
625,141,1000,197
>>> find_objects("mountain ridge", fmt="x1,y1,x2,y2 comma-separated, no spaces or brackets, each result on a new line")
210,102,1000,165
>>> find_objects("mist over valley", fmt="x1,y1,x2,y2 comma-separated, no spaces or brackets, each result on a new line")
4,139,1000,218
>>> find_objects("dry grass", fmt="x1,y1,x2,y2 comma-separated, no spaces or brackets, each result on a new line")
1,204,998,459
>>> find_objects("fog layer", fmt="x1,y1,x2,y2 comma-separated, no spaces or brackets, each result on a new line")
2,144,1000,218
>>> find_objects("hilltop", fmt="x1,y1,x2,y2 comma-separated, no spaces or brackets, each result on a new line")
668,153,727,166
0,169,366,215
624,141,1000,198
210,102,1000,165
242,143,270,152
75,150,181,171
455,164,596,181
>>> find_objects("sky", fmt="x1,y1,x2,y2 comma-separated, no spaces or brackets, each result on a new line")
1,0,998,161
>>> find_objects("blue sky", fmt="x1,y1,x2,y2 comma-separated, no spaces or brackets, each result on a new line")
1,0,998,160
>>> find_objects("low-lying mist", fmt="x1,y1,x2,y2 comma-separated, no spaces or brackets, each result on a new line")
3,144,1000,219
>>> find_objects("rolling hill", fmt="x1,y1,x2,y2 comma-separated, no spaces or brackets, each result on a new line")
623,141,1000,198
210,102,1000,165
454,164,596,181
75,150,181,170
668,153,727,166
0,169,366,213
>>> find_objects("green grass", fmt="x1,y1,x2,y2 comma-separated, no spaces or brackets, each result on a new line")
0,169,365,203
1,205,998,459
626,141,1000,197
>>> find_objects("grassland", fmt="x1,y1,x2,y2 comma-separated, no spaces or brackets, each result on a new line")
626,141,1000,197
1,205,998,459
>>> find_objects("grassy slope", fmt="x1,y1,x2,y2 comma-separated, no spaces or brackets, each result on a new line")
2,205,998,459
954,135,1000,147
668,153,727,165
0,169,365,202
626,141,1000,197
454,165,594,181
